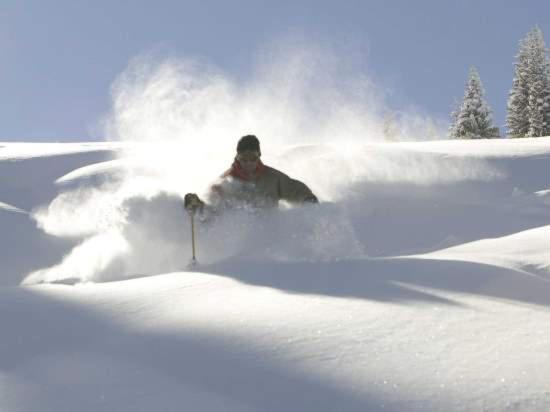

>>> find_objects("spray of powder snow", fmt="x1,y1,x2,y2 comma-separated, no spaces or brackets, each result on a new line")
24,40,502,285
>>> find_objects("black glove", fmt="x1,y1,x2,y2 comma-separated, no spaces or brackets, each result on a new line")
303,194,319,204
184,193,204,212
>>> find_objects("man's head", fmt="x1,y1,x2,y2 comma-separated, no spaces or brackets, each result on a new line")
236,135,261,174
237,135,261,156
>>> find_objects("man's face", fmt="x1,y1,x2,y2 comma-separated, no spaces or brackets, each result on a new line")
237,151,260,174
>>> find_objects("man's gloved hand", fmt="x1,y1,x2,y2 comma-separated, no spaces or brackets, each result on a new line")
184,193,204,212
303,194,319,204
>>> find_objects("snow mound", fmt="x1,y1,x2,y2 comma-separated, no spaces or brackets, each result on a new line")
2,140,550,411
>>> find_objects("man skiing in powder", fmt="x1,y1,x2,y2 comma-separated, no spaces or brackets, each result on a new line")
184,135,318,213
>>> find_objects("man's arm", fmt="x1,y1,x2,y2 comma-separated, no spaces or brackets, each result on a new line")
277,172,318,204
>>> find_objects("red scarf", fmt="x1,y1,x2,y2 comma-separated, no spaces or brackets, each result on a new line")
223,159,266,181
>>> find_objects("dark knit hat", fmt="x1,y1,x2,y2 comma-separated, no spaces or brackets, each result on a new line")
237,135,261,156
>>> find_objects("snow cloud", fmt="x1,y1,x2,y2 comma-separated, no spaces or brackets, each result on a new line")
102,37,451,197
24,37,501,284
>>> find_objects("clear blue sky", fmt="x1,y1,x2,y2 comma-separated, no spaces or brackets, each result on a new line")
0,0,548,141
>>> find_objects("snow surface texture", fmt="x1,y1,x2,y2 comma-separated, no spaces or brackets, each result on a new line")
1,139,550,411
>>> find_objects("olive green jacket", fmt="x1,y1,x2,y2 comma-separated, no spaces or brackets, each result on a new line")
207,164,315,210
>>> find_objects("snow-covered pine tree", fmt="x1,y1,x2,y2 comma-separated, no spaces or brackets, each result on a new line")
448,100,460,138
507,26,550,137
507,33,530,137
449,67,498,139
526,27,548,137
383,112,399,141
543,55,550,136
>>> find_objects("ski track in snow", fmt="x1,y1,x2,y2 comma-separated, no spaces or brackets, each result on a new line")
1,140,550,411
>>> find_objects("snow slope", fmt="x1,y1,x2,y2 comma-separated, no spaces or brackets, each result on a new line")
1,139,550,411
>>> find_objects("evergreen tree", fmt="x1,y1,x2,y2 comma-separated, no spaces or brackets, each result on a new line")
449,67,499,139
383,112,398,141
543,56,550,135
507,34,530,137
507,26,550,137
448,99,460,138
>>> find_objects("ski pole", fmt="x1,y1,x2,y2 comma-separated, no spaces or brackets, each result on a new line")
184,193,202,266
189,209,198,265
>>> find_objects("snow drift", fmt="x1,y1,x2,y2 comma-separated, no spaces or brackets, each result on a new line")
2,138,550,411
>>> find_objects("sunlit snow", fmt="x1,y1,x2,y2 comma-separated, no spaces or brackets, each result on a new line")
1,136,550,411
1,52,550,411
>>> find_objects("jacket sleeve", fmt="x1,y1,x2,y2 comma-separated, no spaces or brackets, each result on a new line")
277,171,316,203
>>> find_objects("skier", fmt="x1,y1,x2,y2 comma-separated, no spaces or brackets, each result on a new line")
184,135,318,213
